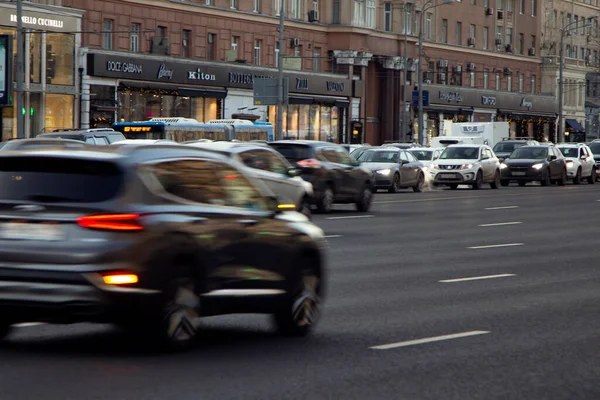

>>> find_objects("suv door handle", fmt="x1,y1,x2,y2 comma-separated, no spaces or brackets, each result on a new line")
238,219,259,226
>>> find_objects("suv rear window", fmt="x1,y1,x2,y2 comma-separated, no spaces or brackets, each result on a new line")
269,144,314,161
0,156,123,203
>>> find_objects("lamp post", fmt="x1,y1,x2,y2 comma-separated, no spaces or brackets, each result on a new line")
558,16,597,143
417,0,454,146
401,3,410,142
16,0,24,139
275,0,285,141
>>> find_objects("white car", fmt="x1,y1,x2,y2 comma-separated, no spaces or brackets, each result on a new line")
430,144,501,190
556,143,596,184
407,147,445,169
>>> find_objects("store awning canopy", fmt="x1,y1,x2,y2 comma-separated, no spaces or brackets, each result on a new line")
118,81,227,99
289,95,349,108
566,118,585,132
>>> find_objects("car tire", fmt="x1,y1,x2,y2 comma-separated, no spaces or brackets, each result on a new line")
273,260,322,337
490,170,501,189
501,180,510,187
573,168,582,184
471,170,483,190
317,186,334,213
412,173,425,193
449,184,459,190
558,169,567,186
355,185,373,212
388,173,401,193
588,168,596,184
518,181,527,187
541,170,551,186
299,196,312,219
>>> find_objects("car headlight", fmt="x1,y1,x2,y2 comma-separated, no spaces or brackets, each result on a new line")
500,163,507,169
532,163,544,170
566,161,574,168
431,163,439,169
460,164,474,170
376,169,391,175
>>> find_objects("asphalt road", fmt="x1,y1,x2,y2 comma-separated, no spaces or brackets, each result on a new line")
2,181,600,399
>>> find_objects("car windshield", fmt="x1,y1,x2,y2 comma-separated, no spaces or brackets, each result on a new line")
357,150,399,163
557,147,578,158
588,142,600,155
493,142,522,153
510,147,548,159
439,147,479,160
408,150,433,161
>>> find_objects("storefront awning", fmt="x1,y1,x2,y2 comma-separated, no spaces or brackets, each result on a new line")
566,118,585,132
423,105,473,114
118,81,227,99
497,110,557,120
289,95,350,108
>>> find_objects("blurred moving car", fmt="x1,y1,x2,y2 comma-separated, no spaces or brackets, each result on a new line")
500,145,567,186
493,139,540,162
356,147,425,193
587,139,600,181
0,138,87,151
111,139,178,145
37,128,126,144
407,147,444,169
556,143,596,184
269,140,373,213
186,141,314,216
0,142,327,350
430,144,501,190
382,142,420,150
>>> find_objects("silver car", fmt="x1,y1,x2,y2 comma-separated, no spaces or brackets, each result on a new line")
356,147,425,193
186,141,313,216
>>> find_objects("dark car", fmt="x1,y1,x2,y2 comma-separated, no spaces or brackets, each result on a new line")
500,145,567,186
356,147,425,193
0,143,327,349
493,139,540,161
588,140,600,181
37,128,126,144
269,140,373,213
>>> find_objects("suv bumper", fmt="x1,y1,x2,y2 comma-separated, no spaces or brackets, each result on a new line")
432,170,477,185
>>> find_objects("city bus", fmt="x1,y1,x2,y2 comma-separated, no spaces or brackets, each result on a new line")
112,118,274,142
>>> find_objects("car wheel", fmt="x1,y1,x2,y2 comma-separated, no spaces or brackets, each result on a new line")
501,180,510,187
299,196,312,219
0,322,10,342
273,262,322,337
317,186,334,213
355,185,373,212
471,170,483,190
412,173,425,193
558,169,567,186
449,184,459,190
518,181,527,187
541,170,551,186
388,173,401,193
573,168,581,184
588,168,596,184
490,170,501,189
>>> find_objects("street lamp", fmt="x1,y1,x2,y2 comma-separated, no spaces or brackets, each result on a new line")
417,0,454,146
401,3,411,142
558,16,597,143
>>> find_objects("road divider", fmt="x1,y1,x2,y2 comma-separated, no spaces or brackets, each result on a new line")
326,215,375,220
468,243,524,249
370,330,490,350
478,222,522,227
439,274,516,283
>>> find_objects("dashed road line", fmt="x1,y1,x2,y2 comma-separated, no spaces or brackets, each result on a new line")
370,330,490,350
484,206,520,210
326,215,375,220
468,243,524,249
479,221,522,227
439,274,516,283
324,235,344,238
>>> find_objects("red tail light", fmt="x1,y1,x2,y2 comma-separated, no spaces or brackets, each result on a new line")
76,213,144,231
297,159,321,168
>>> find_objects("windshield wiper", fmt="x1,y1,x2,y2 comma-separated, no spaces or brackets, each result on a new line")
24,194,82,203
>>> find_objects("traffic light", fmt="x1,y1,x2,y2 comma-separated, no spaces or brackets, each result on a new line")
350,121,363,144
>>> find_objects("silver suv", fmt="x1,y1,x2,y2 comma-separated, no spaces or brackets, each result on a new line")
430,144,502,190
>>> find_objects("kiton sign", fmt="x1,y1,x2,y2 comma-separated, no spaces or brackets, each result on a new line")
10,14,64,28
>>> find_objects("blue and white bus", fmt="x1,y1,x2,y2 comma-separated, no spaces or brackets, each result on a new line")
112,118,274,142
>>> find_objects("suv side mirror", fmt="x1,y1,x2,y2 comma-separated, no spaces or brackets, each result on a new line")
481,155,490,160
351,159,361,166
287,167,301,177
549,155,557,161
580,154,587,159
400,160,409,165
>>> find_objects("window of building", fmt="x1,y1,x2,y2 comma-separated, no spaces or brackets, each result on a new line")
45,94,74,131
333,0,340,23
567,13,571,26
595,50,599,66
495,72,500,90
519,73,523,92
507,75,512,91
469,24,475,44
253,40,261,65
230,0,238,9
506,27,513,48
207,33,216,60
498,0,503,9
519,0,524,13
574,15,579,31
275,41,280,67
471,0,475,5
157,26,167,40
442,19,448,43
275,0,281,16
205,0,213,4
353,0,366,27
484,0,489,7
313,47,321,72
426,13,432,39
294,45,302,68
46,33,74,86
496,26,503,47
102,19,113,50
182,30,191,58
531,0,535,16
384,2,392,32
530,74,536,93
232,36,239,51
366,0,376,28
456,22,462,45
506,0,512,12
130,23,140,53
483,27,488,49
581,47,586,60
470,71,475,87
553,10,557,26
518,33,524,54
253,0,260,12
291,0,301,19
566,44,571,58
581,17,586,35
594,19,598,37
404,6,412,34
530,35,535,50
484,70,489,89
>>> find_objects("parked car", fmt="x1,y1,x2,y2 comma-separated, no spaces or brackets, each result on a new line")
556,143,596,184
500,144,567,186
186,141,314,216
37,128,126,144
269,140,373,213
430,144,501,190
0,142,327,350
356,147,425,193
493,139,540,161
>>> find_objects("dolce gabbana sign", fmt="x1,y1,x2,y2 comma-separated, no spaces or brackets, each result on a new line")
106,61,143,74
439,91,463,103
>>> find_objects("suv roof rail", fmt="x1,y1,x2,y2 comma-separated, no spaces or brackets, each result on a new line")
50,128,116,133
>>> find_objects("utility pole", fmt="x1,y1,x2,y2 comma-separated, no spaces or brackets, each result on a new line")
416,11,425,146
16,0,24,138
276,0,285,141
401,4,409,142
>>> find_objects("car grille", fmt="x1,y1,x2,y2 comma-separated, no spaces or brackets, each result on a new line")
508,166,530,173
438,165,461,170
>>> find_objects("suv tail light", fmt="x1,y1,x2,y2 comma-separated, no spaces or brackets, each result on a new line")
297,159,321,168
76,213,144,231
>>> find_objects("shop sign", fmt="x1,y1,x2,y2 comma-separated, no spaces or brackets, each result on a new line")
228,72,275,85
10,14,64,28
296,78,308,90
188,68,216,81
520,98,533,110
481,95,496,106
327,81,345,92
157,64,173,80
439,91,463,103
106,61,143,74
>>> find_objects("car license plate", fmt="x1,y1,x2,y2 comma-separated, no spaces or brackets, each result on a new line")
440,173,456,178
0,222,64,241
512,172,526,176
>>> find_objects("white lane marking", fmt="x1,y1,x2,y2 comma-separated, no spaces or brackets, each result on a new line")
484,206,520,210
439,274,516,283
13,322,45,328
479,221,522,227
326,215,375,220
468,243,524,249
324,235,343,238
370,330,490,350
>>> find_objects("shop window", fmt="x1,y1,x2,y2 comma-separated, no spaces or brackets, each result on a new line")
45,94,74,131
268,104,342,142
46,33,74,86
29,30,42,84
